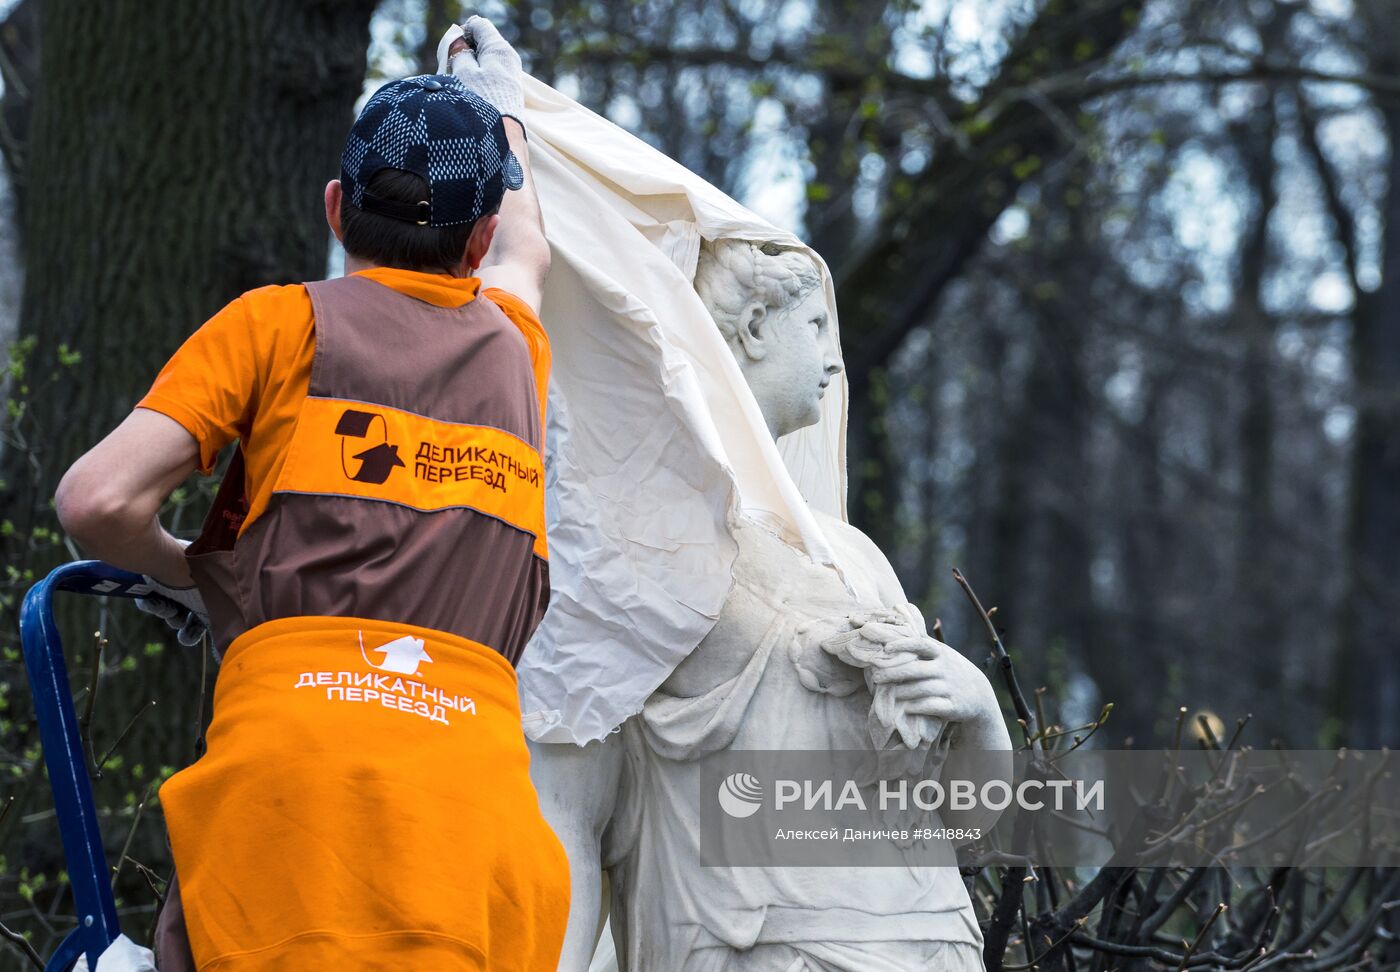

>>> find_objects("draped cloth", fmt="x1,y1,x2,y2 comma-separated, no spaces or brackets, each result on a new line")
499,73,854,745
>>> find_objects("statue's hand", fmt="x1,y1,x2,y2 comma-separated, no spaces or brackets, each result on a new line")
790,610,909,696
790,616,867,696
809,613,998,750
867,636,999,727
790,612,935,750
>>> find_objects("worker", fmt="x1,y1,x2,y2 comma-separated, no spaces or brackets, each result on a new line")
55,16,568,970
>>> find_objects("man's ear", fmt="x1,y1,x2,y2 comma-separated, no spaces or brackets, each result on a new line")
325,180,345,243
465,213,501,271
732,300,768,361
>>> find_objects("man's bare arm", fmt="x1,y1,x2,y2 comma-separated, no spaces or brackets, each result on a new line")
443,17,550,313
477,117,549,313
55,408,201,586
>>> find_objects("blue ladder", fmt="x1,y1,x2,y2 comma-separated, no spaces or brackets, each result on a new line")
20,561,150,971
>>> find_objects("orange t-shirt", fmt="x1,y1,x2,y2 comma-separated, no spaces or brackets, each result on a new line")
138,267,550,532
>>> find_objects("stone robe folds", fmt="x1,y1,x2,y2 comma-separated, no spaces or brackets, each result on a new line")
600,517,984,971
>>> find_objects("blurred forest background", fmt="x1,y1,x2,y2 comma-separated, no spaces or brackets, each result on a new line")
0,0,1398,967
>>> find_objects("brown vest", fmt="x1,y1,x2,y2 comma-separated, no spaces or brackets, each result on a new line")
187,275,550,667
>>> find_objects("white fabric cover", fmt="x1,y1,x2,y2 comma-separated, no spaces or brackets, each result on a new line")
500,74,853,745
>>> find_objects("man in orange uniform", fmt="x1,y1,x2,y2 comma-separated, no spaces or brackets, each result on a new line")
55,16,569,970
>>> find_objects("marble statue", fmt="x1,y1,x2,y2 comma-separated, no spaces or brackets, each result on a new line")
528,239,1013,972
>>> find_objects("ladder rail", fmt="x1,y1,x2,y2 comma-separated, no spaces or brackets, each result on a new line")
19,561,151,971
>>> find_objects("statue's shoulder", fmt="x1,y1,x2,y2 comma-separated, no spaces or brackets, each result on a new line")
809,509,907,603
810,509,879,555
728,510,906,607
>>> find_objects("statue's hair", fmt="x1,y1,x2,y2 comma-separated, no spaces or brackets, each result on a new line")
694,238,824,345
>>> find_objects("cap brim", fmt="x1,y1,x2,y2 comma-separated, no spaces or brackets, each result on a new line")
503,151,525,191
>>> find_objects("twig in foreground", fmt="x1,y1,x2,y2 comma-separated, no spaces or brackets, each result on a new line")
0,917,43,970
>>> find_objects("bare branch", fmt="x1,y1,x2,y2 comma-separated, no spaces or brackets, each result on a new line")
0,917,42,970
952,568,1038,748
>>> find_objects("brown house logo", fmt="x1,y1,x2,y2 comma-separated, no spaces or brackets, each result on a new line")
335,408,406,485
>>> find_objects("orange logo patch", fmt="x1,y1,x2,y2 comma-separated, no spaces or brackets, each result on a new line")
276,397,547,559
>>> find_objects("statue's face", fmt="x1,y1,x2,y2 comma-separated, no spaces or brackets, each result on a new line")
744,285,844,439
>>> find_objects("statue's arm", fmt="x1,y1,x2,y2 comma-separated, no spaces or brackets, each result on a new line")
838,523,1012,739
824,521,1014,834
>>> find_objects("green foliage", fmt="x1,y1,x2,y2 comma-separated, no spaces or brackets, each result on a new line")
0,346,219,962
4,336,36,382
1010,154,1042,180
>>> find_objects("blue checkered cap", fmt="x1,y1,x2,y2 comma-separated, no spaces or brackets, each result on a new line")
341,75,525,227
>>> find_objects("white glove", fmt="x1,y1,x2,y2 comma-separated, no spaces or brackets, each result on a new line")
74,934,157,972
436,16,524,124
137,541,210,647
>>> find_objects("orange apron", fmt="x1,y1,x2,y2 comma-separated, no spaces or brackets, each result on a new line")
159,616,570,970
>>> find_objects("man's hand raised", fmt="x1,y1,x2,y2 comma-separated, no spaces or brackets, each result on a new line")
438,16,524,125
434,15,549,315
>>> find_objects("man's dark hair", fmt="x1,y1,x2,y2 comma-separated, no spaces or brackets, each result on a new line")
340,168,499,272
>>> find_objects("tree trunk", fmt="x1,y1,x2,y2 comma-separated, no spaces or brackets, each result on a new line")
1233,95,1284,737
1028,290,1095,728
1329,4,1400,748
1,0,377,562
1336,95,1400,747
1116,373,1169,746
0,0,37,207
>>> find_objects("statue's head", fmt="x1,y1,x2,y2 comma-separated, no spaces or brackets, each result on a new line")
694,238,843,439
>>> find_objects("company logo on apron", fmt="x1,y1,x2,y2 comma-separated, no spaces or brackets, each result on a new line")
334,408,406,485
359,632,433,676
292,630,474,726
